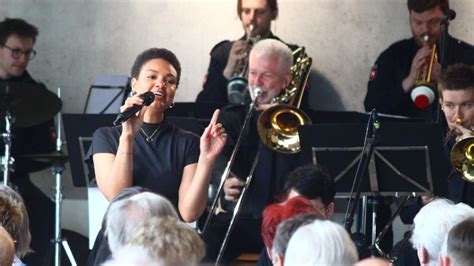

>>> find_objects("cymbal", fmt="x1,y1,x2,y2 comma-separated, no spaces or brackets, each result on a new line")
0,81,62,128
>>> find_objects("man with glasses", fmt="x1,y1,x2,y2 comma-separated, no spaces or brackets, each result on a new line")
0,18,56,265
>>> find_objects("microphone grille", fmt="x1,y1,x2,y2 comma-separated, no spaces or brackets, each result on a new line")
141,91,156,106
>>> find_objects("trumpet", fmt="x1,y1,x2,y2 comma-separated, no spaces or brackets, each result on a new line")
410,35,438,109
227,24,261,105
444,118,462,146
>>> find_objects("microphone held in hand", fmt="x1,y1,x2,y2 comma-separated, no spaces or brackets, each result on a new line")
113,91,155,125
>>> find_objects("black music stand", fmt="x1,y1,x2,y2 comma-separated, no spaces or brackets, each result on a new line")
62,114,205,187
299,122,448,253
299,122,448,197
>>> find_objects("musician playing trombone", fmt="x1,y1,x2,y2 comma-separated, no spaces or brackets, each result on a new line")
364,0,474,121
201,39,304,263
439,64,474,207
195,0,298,105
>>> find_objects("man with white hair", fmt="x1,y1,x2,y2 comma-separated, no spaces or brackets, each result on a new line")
284,219,359,266
411,198,474,266
202,38,306,263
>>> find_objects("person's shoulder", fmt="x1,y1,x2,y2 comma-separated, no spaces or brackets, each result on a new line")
93,126,120,138
377,38,414,60
269,33,299,51
450,36,474,50
210,40,233,54
168,123,200,140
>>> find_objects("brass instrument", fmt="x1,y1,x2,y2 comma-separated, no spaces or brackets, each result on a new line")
227,24,261,105
411,35,438,108
257,47,312,153
450,119,474,182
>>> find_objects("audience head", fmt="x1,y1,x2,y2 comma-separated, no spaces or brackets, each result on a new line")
0,189,23,252
406,0,449,47
411,198,474,266
283,164,336,218
102,246,159,266
0,185,31,258
0,226,14,266
0,18,38,78
284,219,358,266
248,38,292,104
438,64,474,136
261,196,323,259
128,217,205,265
271,213,322,266
105,191,179,253
439,217,474,266
237,0,278,38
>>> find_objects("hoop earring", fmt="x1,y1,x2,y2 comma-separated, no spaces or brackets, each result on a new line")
169,102,175,109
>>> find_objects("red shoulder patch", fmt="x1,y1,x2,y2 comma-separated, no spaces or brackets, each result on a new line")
369,64,378,81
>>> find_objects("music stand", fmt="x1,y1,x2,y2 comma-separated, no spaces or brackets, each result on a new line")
299,122,448,251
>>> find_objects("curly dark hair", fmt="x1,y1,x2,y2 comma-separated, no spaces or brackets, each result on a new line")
130,48,181,86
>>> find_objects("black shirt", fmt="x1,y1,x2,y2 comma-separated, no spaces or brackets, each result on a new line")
85,119,200,208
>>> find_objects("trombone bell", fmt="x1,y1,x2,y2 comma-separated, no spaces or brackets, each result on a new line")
257,104,312,154
451,136,474,182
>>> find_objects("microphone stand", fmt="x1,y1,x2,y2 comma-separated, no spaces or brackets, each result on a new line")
436,11,453,123
343,109,379,255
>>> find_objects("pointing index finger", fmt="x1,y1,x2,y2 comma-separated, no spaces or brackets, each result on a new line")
209,109,220,126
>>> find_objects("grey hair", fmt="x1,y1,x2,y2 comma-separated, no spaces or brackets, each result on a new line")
102,245,160,266
284,220,358,266
0,185,32,258
250,39,293,72
272,213,322,259
128,217,205,265
105,192,179,254
411,198,474,264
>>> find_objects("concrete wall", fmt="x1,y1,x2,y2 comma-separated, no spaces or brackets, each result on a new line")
1,0,472,113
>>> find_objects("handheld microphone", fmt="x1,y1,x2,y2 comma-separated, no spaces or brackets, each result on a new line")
113,91,155,125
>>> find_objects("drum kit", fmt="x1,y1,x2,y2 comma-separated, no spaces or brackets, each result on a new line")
0,81,76,266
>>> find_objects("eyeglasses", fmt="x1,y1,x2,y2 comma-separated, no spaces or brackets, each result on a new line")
1,44,37,60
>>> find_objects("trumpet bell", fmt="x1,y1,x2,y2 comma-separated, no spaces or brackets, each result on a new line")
257,104,312,154
451,136,474,182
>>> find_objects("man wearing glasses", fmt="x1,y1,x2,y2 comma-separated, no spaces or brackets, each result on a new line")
0,18,56,265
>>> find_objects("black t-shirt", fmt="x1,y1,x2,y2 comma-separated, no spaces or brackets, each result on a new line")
85,119,200,208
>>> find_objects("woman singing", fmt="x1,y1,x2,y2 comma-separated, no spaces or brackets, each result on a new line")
86,48,227,222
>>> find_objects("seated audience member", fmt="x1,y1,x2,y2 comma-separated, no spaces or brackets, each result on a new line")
439,217,474,266
0,226,14,266
260,196,324,265
411,198,474,266
0,188,28,265
0,186,32,263
270,213,322,266
284,220,358,266
127,217,205,265
102,246,158,266
281,164,336,219
105,192,179,256
356,257,390,266
88,186,146,266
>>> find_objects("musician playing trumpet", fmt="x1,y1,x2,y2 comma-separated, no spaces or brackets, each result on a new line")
196,0,299,105
364,0,474,121
439,64,474,207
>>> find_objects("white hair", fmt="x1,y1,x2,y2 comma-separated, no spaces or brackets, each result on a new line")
105,192,179,254
102,245,160,266
284,220,358,266
411,198,474,264
250,39,293,72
